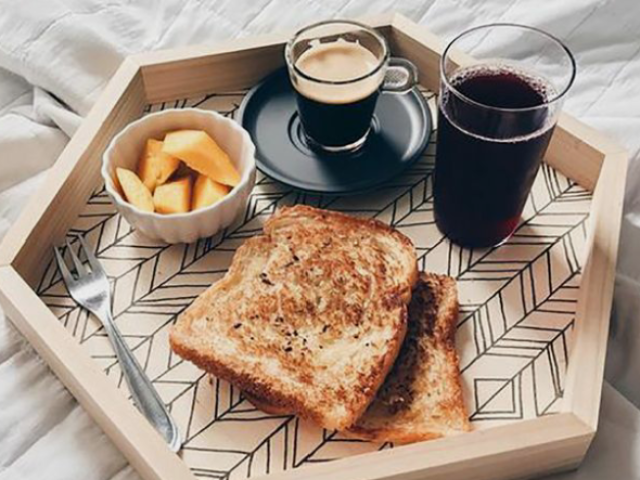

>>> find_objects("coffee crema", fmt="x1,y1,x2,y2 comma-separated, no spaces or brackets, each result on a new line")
293,39,383,104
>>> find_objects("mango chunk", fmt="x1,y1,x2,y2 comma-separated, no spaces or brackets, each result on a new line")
162,130,241,187
138,139,181,192
153,177,192,214
116,168,154,213
192,174,231,211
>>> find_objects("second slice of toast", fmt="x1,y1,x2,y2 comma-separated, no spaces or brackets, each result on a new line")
348,272,471,442
170,205,418,430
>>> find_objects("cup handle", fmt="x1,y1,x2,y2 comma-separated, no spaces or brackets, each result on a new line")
383,57,418,93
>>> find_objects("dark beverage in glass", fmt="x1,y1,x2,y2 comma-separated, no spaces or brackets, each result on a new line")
434,25,576,247
436,67,555,246
285,20,417,153
294,88,380,148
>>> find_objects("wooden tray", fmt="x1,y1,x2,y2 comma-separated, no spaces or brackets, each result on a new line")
0,13,627,480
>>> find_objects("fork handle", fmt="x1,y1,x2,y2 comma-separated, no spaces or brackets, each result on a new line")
97,307,181,452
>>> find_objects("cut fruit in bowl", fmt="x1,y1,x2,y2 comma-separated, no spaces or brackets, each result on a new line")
102,108,256,244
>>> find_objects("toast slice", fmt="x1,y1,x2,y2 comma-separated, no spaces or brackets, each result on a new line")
170,205,418,430
244,272,470,443
348,272,470,442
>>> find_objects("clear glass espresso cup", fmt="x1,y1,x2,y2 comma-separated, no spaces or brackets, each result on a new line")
434,24,576,247
285,20,418,153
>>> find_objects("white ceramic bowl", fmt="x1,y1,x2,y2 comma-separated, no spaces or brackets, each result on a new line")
102,109,256,244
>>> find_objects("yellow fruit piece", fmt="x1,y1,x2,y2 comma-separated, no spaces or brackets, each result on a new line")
153,176,192,214
192,174,231,211
138,139,181,192
115,168,154,213
162,130,241,187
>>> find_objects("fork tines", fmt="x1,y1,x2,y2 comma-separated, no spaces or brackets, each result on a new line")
53,234,103,282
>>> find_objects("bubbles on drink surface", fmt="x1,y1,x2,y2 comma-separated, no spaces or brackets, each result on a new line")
440,64,559,143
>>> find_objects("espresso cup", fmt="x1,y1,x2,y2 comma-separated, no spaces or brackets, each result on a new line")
285,20,418,153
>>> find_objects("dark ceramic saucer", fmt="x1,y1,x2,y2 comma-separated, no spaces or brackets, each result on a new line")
237,68,432,195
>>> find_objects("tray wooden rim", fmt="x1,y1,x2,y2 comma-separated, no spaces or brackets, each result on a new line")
0,12,628,480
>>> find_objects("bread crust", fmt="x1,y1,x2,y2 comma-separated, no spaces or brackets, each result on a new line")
170,310,408,428
170,205,418,430
242,390,291,415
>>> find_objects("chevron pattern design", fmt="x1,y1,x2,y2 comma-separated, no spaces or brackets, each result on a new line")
36,87,592,479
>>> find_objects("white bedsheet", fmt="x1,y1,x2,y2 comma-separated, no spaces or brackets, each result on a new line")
1,1,640,479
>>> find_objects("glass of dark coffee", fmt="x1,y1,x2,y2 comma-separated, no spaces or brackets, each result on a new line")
285,20,418,153
434,24,576,247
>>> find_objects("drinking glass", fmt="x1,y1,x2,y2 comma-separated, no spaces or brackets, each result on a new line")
434,24,576,247
285,20,418,153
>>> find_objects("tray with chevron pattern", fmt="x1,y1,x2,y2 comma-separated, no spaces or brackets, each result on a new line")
0,14,627,480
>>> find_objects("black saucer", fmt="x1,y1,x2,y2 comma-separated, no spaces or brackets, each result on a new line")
237,68,432,195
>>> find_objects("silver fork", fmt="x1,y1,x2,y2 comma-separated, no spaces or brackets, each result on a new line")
54,235,181,452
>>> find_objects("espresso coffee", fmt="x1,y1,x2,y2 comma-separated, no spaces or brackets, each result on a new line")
292,40,383,149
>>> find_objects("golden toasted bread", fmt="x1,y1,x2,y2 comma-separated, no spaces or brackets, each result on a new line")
170,205,418,430
348,272,470,442
244,272,470,442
